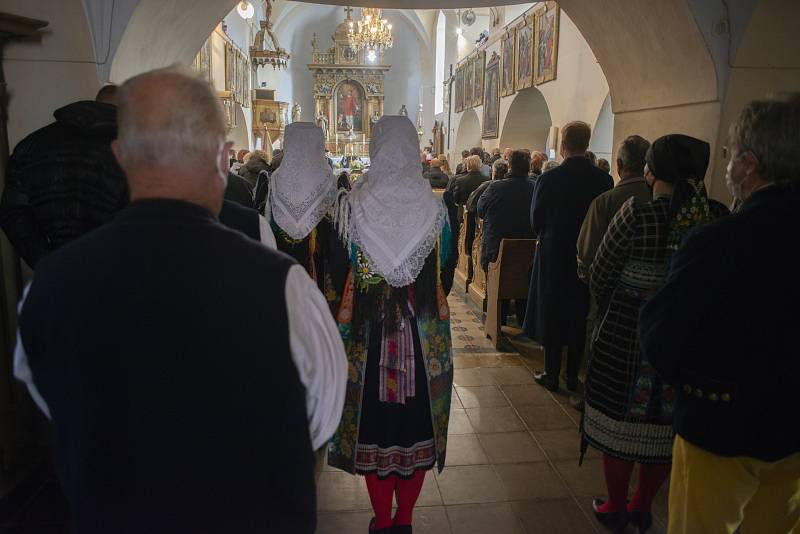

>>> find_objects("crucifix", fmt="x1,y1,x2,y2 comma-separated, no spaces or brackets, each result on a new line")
344,6,353,19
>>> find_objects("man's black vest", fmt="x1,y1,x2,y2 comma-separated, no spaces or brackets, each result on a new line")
20,198,315,533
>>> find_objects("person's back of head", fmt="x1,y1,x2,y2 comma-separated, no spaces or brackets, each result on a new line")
95,84,118,105
508,150,531,177
502,147,513,161
470,146,483,157
465,155,482,173
492,159,508,180
597,158,611,174
617,135,650,179
430,158,442,169
727,93,800,197
530,151,547,174
236,149,249,163
543,160,559,172
585,150,597,165
461,149,470,160
561,121,592,158
113,67,229,215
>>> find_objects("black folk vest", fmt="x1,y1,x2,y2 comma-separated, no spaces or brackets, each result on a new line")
20,198,315,533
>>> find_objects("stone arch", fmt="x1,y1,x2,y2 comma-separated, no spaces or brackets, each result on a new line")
588,94,614,163
498,87,552,153
453,108,481,157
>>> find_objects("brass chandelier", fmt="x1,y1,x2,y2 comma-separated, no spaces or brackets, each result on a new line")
347,7,393,52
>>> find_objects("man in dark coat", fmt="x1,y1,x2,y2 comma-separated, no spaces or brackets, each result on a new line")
640,95,800,533
446,155,489,206
0,85,128,268
455,149,470,175
224,171,255,208
423,158,450,188
12,68,346,534
476,150,535,272
523,121,613,392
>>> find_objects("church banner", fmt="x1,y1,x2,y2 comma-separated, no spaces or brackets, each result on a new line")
482,52,500,139
500,29,516,97
534,2,559,85
515,15,534,91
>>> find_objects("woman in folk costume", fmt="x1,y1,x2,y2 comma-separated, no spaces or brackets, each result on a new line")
266,122,347,302
327,116,454,534
582,134,722,533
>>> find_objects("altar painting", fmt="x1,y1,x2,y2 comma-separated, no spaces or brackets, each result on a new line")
336,81,364,132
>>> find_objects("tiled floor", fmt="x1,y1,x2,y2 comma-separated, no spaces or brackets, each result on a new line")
0,290,668,533
317,291,669,534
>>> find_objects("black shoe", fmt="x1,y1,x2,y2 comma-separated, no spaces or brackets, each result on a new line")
368,517,395,533
393,526,412,534
533,371,558,392
591,499,628,533
628,509,653,533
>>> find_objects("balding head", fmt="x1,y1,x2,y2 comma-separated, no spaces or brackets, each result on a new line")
502,147,512,160
112,67,231,214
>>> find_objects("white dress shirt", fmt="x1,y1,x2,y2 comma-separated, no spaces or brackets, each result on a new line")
13,264,347,451
258,214,277,249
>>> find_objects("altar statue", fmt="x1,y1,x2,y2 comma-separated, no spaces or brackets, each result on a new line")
398,105,408,117
291,102,301,123
316,112,329,135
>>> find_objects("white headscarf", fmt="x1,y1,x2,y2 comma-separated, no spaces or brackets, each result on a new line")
343,116,446,288
268,122,336,239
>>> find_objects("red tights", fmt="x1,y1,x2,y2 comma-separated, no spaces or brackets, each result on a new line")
364,470,426,528
598,453,671,513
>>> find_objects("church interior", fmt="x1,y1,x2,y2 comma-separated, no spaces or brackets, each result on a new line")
1,1,799,533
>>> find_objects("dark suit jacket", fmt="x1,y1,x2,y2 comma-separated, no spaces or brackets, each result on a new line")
476,174,535,271
523,157,613,344
224,172,255,209
447,171,489,205
640,183,800,461
424,168,450,189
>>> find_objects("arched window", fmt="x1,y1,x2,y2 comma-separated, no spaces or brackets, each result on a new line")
435,10,446,115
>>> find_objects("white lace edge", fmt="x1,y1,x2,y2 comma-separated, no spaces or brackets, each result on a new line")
267,181,337,240
350,203,446,288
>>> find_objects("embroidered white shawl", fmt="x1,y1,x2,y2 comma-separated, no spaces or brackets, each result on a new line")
345,116,445,288
268,122,336,239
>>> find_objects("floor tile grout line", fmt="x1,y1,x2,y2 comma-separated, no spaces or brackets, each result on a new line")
495,356,603,533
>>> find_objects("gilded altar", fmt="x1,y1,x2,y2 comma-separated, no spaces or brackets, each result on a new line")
308,8,390,155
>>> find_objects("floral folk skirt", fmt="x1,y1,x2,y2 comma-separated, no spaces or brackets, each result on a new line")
355,318,436,479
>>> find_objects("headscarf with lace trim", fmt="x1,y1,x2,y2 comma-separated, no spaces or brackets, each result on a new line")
267,122,336,240
646,134,714,251
335,116,446,288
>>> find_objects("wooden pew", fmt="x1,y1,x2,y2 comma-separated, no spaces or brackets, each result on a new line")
484,238,537,348
467,217,486,311
453,208,472,292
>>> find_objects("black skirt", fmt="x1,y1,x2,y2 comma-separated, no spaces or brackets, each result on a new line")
355,316,436,479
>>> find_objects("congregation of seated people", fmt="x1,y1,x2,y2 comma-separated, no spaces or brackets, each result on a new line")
0,66,797,534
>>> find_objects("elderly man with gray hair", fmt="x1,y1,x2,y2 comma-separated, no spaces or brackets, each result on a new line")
640,94,800,533
12,68,346,533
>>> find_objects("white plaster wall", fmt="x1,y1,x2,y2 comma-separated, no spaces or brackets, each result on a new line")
588,94,614,162
3,0,102,148
448,8,608,162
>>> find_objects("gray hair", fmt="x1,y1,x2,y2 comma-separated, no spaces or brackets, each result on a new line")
492,159,508,179
729,93,800,184
617,135,650,176
543,160,559,171
116,67,225,170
